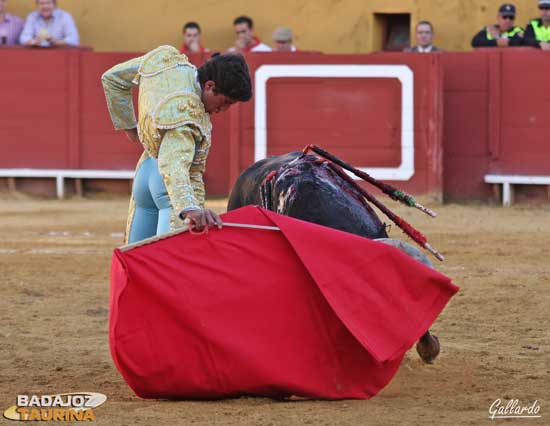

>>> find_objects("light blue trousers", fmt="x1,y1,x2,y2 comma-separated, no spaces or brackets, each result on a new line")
128,156,172,243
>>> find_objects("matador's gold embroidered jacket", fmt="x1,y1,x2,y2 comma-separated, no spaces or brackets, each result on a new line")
101,45,212,241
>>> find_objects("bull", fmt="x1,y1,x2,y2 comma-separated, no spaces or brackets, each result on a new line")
228,150,441,363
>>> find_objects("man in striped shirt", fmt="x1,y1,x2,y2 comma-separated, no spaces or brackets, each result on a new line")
0,0,24,46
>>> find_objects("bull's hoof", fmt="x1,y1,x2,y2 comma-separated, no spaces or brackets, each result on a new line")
416,333,440,364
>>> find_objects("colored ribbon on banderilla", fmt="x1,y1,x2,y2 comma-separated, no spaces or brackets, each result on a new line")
303,144,437,218
322,160,444,261
260,170,277,211
259,145,444,261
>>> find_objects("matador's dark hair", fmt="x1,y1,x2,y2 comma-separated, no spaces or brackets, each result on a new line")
197,53,252,102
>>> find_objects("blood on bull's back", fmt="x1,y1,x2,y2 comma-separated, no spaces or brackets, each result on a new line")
228,153,388,240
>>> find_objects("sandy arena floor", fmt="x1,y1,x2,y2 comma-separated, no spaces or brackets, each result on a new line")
0,194,548,425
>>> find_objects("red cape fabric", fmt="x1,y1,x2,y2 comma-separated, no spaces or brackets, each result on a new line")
109,206,458,400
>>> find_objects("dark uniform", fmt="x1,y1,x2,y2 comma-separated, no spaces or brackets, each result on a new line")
523,18,550,47
471,4,524,47
471,25,524,47
403,45,440,52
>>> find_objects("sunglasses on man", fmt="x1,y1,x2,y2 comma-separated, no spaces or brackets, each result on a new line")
501,15,516,20
540,6,550,10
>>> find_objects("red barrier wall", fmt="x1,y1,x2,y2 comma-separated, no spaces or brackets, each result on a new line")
441,51,493,200
2,48,83,168
497,49,549,174
1,47,548,200
228,53,444,197
442,48,550,201
79,51,141,170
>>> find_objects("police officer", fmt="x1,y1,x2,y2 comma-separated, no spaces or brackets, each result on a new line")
524,0,550,50
471,4,524,47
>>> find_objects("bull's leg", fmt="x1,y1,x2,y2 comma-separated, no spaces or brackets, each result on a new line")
375,238,441,364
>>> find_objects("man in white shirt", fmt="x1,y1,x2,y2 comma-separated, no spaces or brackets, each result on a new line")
228,15,271,53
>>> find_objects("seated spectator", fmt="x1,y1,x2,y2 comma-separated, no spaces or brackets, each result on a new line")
404,21,440,52
471,4,523,48
180,21,210,55
524,0,550,50
272,26,297,52
229,15,271,53
20,0,79,47
0,0,24,46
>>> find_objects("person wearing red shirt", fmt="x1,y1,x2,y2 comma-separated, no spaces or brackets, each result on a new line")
180,21,210,55
228,15,271,53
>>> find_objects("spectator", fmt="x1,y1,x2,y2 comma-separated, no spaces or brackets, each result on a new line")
524,0,550,50
272,27,297,52
229,15,271,53
0,0,24,46
20,0,79,47
180,21,210,55
471,4,524,48
404,21,440,52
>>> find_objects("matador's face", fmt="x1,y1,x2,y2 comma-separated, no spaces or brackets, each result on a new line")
201,80,237,114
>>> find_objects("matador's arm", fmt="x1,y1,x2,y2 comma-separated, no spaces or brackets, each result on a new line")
100,55,143,130
157,125,206,215
188,138,211,209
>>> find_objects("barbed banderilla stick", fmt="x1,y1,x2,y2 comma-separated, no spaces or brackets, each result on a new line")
260,171,277,211
303,144,437,218
325,161,445,261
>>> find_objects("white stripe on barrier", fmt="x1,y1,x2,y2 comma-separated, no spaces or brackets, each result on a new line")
254,64,415,181
0,169,134,199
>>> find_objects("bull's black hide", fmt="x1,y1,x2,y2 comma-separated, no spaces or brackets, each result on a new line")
228,153,388,240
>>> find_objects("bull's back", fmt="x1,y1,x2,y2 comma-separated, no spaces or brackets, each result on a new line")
226,152,387,240
227,153,301,210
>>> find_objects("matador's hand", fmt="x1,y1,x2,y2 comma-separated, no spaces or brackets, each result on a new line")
180,209,222,230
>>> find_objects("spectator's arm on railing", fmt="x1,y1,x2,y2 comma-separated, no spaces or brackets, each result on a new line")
471,28,497,48
60,13,80,46
19,14,36,45
509,30,524,46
